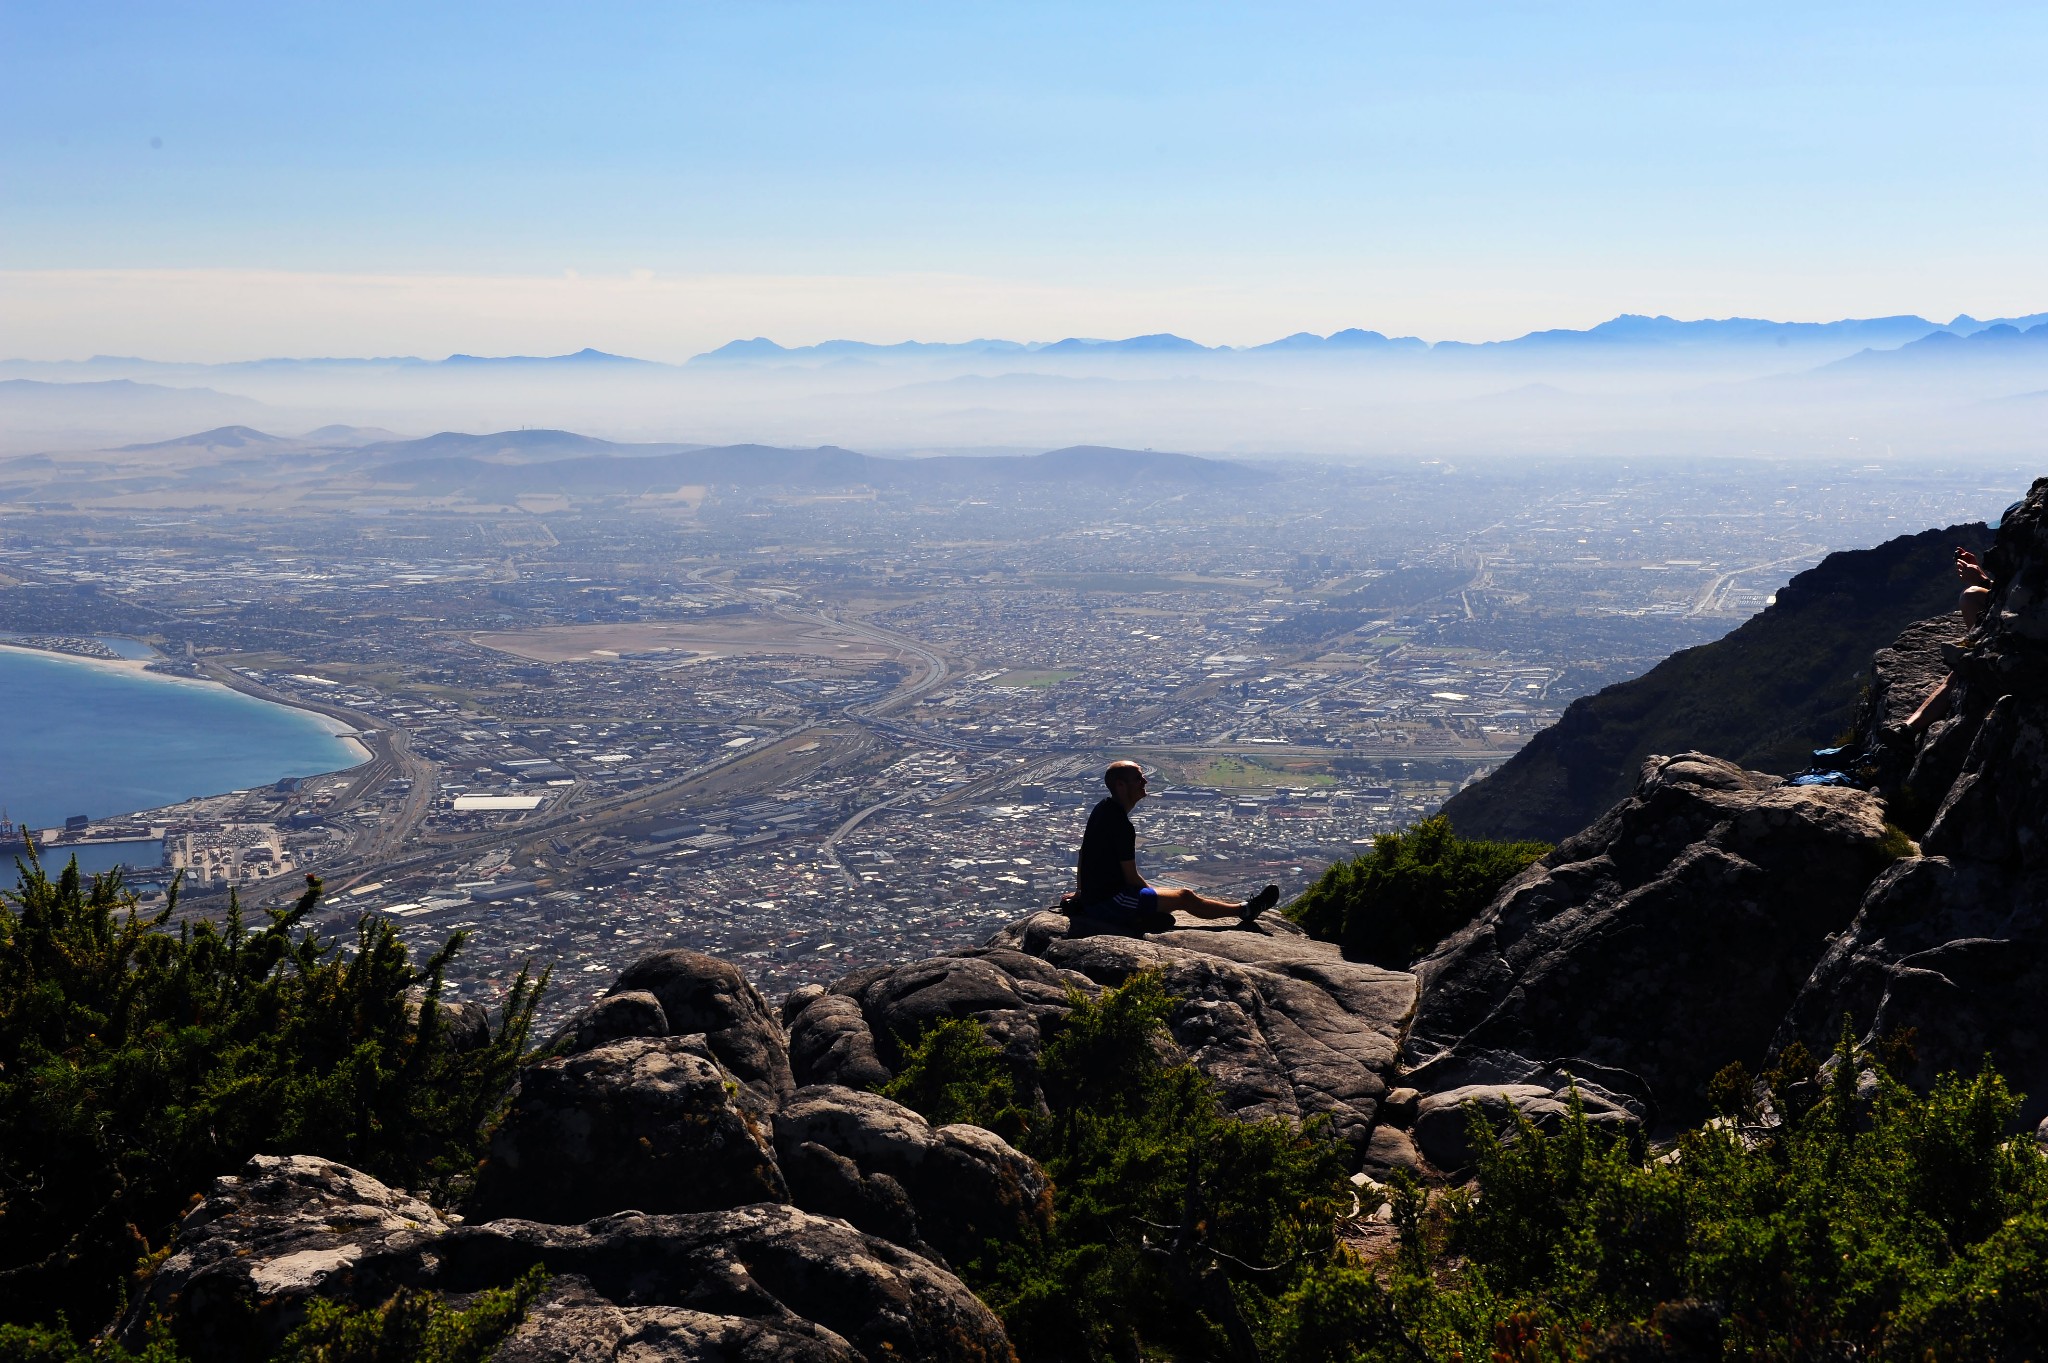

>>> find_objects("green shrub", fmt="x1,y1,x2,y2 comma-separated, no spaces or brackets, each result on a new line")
1364,1044,2048,1360
0,1320,186,1363
877,1015,1024,1139
1286,815,1550,966
892,990,2048,1361
0,850,544,1343
883,974,1352,1362
275,1266,547,1363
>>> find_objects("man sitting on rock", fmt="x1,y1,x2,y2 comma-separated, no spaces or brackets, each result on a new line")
1068,760,1278,934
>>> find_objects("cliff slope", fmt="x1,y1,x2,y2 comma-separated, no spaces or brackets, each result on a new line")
1439,521,1991,843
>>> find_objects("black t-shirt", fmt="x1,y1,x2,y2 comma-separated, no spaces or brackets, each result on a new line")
1076,796,1137,902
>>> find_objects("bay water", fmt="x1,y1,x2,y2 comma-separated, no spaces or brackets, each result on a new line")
0,644,366,838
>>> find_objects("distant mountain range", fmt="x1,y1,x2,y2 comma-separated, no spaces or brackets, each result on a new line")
683,313,2048,366
9,312,2048,377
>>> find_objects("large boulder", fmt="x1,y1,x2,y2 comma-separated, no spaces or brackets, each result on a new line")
773,1086,1052,1269
786,912,1417,1152
544,988,669,1055
492,1276,865,1363
121,1155,1014,1363
1784,478,2048,1122
1405,752,1898,1124
466,1036,787,1224
1401,1050,1652,1170
789,946,1096,1092
116,1154,447,1362
434,1206,1014,1363
603,948,796,1105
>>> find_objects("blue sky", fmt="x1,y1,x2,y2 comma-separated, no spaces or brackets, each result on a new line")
3,3,2045,358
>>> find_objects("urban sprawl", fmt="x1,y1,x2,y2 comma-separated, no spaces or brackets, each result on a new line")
0,452,2008,1025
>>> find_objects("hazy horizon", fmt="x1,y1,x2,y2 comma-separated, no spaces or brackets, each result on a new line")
8,4,2048,364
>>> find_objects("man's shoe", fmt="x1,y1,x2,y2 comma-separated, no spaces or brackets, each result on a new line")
1239,884,1280,920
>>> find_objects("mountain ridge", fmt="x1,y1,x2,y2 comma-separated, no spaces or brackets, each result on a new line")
1437,521,1996,843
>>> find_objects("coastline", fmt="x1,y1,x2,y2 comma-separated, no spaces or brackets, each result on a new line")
0,639,168,678
0,640,372,764
0,642,374,824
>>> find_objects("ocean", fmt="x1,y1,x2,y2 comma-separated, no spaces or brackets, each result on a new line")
0,644,366,834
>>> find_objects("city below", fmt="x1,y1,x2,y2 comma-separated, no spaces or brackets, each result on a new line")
0,437,2024,1025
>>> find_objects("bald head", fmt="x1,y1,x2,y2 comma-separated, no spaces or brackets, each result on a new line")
1104,761,1147,808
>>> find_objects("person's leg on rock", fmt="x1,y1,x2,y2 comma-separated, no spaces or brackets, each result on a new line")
1150,883,1280,924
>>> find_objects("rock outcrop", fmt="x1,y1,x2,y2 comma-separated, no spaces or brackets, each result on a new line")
124,1154,1014,1363
608,948,796,1105
467,1035,788,1224
118,1155,448,1361
787,913,1417,1150
1405,753,1898,1124
773,1086,1052,1269
1781,479,2048,1122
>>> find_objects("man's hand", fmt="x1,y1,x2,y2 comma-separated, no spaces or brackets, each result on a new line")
1957,547,1992,590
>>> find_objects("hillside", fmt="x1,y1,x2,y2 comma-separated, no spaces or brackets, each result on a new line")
1438,521,1993,843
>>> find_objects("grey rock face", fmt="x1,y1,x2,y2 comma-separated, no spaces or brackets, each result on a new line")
440,998,493,1052
493,1276,863,1363
789,947,1095,1093
1864,614,1961,733
611,948,796,1105
781,982,827,1027
435,1206,1015,1363
788,991,893,1091
124,1155,1013,1363
773,1086,1051,1270
115,1154,447,1361
785,913,1416,1151
467,1036,787,1224
546,988,669,1056
1785,477,2048,1121
1411,1080,1644,1172
1405,752,1896,1124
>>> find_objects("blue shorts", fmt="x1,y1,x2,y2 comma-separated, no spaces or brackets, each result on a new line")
1078,886,1173,934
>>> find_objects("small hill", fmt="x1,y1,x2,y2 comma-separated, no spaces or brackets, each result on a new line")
301,424,407,446
352,429,698,464
367,439,1262,497
1439,522,1993,843
118,425,292,453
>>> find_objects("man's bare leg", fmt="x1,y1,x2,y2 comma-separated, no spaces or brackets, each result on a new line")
1151,885,1279,921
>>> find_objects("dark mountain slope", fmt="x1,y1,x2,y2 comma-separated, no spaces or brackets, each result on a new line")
1439,522,1992,843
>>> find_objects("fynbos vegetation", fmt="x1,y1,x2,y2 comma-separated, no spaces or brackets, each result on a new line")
1286,815,1549,967
0,852,542,1344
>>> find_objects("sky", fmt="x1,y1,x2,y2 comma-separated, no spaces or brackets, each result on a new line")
4,2,2046,361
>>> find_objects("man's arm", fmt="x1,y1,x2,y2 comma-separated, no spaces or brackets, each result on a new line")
1121,859,1145,888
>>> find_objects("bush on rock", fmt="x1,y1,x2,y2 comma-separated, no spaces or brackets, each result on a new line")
0,855,542,1342
1286,815,1548,967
